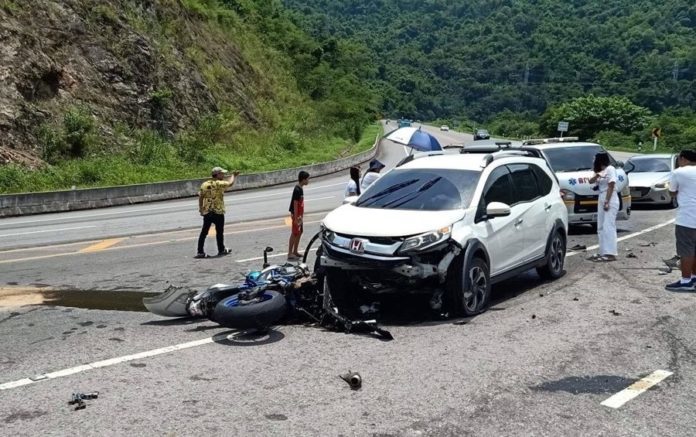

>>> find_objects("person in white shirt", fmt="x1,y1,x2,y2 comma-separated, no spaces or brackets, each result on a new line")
588,152,619,262
345,166,361,198
361,159,385,191
666,149,696,291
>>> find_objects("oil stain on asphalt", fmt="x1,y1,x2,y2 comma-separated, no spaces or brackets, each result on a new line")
0,287,157,312
532,375,636,395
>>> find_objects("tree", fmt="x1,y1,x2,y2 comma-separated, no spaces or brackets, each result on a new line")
540,95,651,139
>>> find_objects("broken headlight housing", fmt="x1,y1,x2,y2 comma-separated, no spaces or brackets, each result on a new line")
398,226,451,254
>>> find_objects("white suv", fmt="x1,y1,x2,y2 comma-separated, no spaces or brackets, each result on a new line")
318,145,569,317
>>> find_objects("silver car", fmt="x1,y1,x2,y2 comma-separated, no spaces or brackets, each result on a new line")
625,154,678,208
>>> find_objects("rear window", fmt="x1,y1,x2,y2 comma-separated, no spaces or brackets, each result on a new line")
542,145,607,172
356,168,481,211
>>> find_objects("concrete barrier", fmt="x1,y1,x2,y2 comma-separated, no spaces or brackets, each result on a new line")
0,136,380,217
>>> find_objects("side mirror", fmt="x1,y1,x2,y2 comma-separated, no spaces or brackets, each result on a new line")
343,195,359,205
624,162,634,174
486,202,511,218
615,160,625,169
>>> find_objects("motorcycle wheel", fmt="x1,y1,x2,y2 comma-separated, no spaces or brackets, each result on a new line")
211,290,287,329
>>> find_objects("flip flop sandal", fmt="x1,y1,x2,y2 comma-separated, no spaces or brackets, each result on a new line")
194,253,210,259
592,255,616,262
586,254,601,261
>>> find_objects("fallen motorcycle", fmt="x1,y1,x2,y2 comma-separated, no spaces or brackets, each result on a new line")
143,234,393,340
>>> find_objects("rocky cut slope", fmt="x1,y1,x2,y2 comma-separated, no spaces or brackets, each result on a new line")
0,0,277,167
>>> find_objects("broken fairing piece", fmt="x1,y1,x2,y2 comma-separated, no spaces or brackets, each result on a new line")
339,371,362,390
68,392,99,410
663,256,680,269
639,242,657,247
627,252,637,258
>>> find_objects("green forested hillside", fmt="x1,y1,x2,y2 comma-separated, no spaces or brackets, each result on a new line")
283,0,696,123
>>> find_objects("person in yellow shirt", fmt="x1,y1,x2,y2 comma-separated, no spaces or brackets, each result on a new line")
195,166,240,258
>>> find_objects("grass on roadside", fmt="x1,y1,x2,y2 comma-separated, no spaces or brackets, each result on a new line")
0,123,382,194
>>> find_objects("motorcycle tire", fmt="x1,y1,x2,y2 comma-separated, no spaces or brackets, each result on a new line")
211,290,288,329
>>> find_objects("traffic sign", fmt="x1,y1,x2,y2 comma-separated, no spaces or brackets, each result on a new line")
651,127,662,138
557,121,569,132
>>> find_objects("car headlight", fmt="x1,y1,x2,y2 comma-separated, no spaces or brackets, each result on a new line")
398,226,452,253
654,181,669,189
560,189,576,201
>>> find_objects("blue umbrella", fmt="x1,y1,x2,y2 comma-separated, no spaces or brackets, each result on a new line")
384,127,443,152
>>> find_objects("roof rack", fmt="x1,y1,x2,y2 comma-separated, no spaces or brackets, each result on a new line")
395,150,446,167
458,141,513,154
522,137,580,145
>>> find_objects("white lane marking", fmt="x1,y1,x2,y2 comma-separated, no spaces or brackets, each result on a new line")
566,219,676,257
0,337,215,390
236,248,318,263
0,183,345,227
0,226,97,238
600,370,673,409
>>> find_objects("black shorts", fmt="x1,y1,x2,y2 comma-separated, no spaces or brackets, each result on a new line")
675,225,696,257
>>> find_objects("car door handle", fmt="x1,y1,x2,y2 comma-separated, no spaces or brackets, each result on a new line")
544,204,552,211
514,219,524,226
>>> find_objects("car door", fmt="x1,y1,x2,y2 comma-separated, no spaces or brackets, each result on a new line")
507,164,547,263
473,166,524,276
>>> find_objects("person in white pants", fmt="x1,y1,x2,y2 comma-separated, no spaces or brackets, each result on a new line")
588,152,618,262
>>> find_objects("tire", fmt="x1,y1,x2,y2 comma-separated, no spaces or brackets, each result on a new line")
536,230,566,280
211,290,287,329
590,223,598,233
445,256,491,317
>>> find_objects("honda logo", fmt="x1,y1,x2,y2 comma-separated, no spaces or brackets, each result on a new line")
350,238,366,254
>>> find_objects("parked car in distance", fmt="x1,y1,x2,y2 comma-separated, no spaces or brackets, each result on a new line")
521,137,631,230
625,154,678,208
319,145,568,317
440,125,450,131
474,129,490,140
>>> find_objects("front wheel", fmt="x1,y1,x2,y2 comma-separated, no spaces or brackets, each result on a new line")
211,290,287,329
536,230,566,280
445,256,491,317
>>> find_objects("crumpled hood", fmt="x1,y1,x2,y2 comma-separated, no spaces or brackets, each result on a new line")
322,204,465,237
628,172,670,188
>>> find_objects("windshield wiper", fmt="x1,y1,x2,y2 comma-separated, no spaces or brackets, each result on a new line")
380,177,443,209
357,178,419,207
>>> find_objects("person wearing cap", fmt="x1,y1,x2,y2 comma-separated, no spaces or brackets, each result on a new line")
195,167,240,258
361,159,385,191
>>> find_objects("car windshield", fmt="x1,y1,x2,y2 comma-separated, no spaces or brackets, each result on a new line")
477,130,488,135
627,157,671,173
356,169,480,210
542,145,608,172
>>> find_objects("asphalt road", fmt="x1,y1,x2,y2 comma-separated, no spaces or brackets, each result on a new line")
3,129,692,436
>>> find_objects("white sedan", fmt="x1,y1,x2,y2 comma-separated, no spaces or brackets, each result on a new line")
625,154,678,208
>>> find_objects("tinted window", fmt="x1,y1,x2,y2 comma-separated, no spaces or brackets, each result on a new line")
356,169,481,211
482,166,513,206
626,157,671,173
542,145,606,172
530,164,553,195
508,164,540,203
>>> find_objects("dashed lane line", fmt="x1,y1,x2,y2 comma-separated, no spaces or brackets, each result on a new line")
601,370,673,409
0,226,97,238
79,238,125,253
0,220,321,265
0,337,216,390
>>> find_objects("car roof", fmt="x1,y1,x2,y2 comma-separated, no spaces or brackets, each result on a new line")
525,142,603,149
628,153,674,160
397,151,547,172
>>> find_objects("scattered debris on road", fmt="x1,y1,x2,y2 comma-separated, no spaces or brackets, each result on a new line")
573,297,579,301
339,371,362,390
531,314,537,319
68,392,99,410
627,252,637,259
609,310,621,316
570,244,587,251
639,242,657,247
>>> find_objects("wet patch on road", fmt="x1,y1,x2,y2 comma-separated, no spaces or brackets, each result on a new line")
0,287,157,312
532,375,636,395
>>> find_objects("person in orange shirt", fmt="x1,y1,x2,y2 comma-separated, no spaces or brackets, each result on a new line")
195,166,239,258
288,171,310,261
